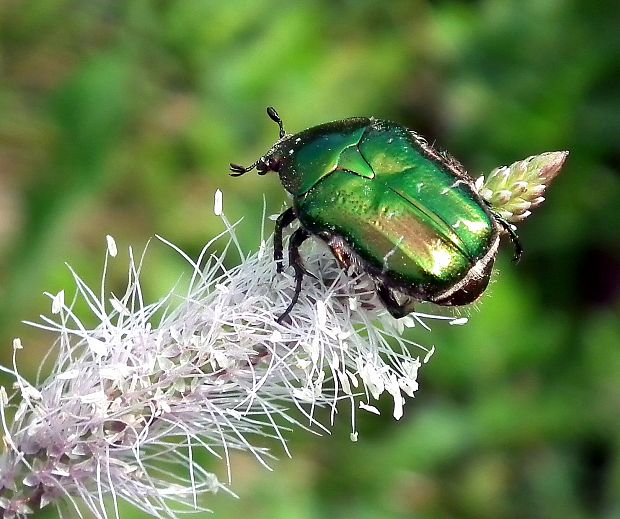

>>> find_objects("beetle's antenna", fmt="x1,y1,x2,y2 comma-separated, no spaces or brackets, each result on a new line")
267,106,286,139
229,161,259,177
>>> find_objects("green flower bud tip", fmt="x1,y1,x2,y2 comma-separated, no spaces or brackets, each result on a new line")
476,151,568,223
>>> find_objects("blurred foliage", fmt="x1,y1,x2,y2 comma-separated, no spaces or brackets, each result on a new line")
1,0,619,518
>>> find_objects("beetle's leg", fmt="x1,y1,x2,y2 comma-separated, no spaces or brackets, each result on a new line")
274,207,297,273
375,283,416,319
277,228,312,324
484,202,524,264
491,211,523,263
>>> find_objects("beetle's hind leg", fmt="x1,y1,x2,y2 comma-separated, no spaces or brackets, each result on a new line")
277,227,314,324
375,283,416,319
274,207,297,273
491,211,524,263
485,203,523,263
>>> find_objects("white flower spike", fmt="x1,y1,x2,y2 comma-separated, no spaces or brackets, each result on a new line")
0,204,462,518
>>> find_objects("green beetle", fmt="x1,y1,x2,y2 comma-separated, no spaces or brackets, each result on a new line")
230,107,565,323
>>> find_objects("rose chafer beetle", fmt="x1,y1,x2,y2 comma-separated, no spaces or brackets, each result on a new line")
230,107,567,323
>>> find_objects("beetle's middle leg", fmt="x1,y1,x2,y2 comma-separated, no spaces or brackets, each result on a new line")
375,282,416,319
274,207,297,273
277,227,313,324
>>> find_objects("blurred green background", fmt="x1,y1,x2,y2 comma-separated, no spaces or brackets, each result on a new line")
1,0,619,518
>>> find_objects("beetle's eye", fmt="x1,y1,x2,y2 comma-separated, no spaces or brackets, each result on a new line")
267,158,281,172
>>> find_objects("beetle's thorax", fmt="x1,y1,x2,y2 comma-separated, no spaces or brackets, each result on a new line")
270,118,372,195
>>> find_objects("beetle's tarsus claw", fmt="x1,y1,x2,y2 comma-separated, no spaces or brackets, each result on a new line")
276,267,303,324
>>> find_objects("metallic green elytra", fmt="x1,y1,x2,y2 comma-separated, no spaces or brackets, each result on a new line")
230,107,566,323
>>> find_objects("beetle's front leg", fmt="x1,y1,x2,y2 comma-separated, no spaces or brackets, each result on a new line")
274,207,297,273
277,227,312,324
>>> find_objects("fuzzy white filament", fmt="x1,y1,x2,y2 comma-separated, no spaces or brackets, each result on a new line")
0,195,465,518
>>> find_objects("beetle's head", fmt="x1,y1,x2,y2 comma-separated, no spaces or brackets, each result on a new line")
229,107,288,178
